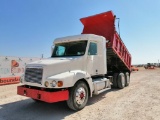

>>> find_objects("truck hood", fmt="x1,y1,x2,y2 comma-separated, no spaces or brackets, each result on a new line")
26,57,84,77
27,58,70,67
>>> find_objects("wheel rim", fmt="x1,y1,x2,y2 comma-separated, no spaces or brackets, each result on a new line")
75,87,86,105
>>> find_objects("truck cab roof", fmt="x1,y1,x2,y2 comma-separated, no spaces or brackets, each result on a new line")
54,34,107,44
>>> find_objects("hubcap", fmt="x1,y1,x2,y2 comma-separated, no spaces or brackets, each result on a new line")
75,87,86,105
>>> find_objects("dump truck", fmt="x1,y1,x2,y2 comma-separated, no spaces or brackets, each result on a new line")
17,11,131,111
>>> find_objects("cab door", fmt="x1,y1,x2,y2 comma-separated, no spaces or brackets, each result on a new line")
87,41,99,76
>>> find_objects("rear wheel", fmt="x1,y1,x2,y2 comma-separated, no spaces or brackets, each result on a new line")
117,73,125,89
124,72,130,86
67,81,89,111
112,73,119,88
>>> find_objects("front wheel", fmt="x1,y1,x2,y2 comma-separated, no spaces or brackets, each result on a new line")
67,81,89,111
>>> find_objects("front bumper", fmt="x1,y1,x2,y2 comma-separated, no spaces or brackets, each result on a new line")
17,85,69,103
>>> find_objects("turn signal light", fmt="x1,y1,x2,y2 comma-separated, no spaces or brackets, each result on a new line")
57,81,63,87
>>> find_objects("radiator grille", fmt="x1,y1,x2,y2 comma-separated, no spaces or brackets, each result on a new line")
25,68,43,84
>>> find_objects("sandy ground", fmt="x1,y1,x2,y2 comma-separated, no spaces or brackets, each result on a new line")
0,67,160,120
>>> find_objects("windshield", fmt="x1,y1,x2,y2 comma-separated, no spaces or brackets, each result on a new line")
51,40,88,57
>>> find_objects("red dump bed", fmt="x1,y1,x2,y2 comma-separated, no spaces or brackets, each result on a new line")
80,11,131,72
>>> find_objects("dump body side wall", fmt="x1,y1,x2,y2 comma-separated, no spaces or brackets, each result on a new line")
107,32,131,71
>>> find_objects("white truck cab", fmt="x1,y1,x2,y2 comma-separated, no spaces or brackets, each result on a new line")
22,34,108,88
19,34,112,110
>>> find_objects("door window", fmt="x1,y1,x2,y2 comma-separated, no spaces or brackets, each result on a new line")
88,42,97,55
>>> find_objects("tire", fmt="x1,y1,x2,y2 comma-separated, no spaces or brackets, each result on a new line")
67,81,89,111
112,73,119,88
117,73,125,89
124,72,130,87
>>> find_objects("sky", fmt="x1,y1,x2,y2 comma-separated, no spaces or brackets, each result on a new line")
0,0,160,64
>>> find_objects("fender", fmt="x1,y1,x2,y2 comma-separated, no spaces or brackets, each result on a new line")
71,70,93,97
47,70,93,97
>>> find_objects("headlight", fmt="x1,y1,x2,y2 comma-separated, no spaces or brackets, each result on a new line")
51,80,57,87
44,81,49,87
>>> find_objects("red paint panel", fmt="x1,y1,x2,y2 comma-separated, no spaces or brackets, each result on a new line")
80,11,115,41
112,33,131,70
17,86,69,103
0,76,20,85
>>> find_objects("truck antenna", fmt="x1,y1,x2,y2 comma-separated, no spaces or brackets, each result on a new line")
116,18,120,38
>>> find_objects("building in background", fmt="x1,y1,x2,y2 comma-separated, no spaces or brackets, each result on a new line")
0,56,42,85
